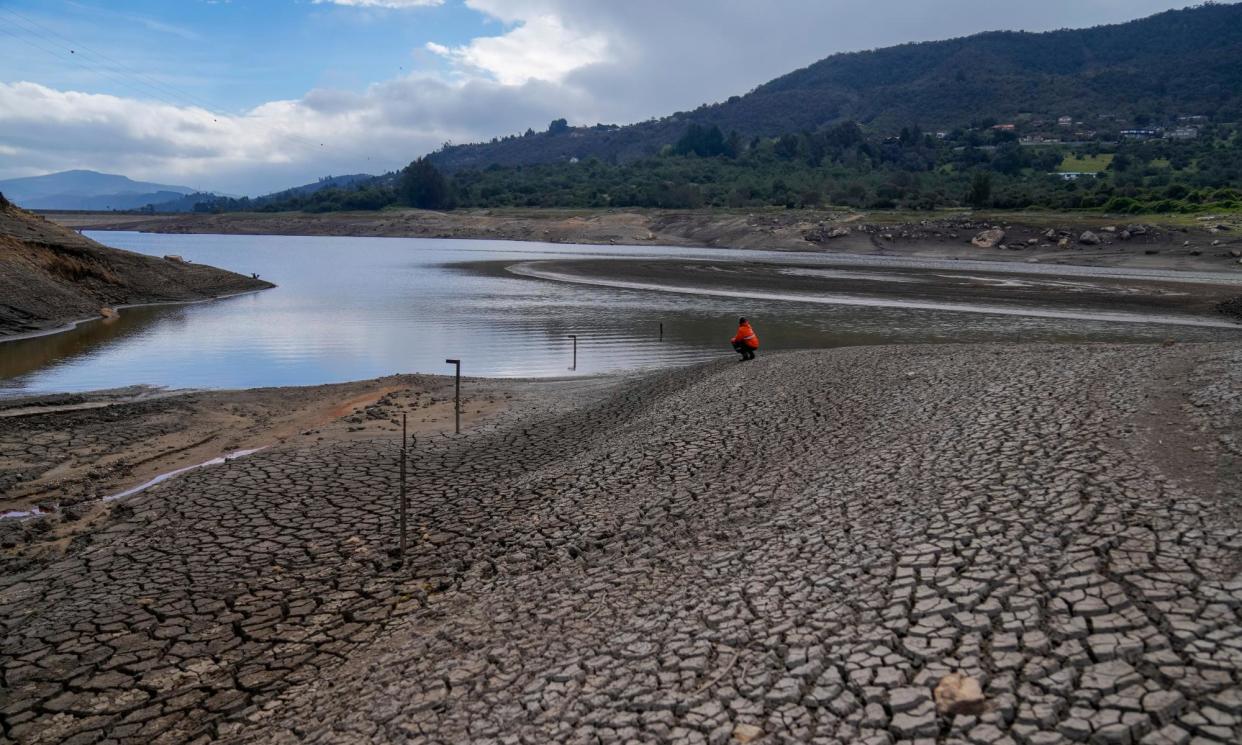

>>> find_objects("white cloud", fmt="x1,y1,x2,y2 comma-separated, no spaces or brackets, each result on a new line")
427,14,608,84
312,0,443,8
0,75,591,194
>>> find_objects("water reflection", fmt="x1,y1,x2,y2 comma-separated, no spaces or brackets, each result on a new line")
1,231,1238,396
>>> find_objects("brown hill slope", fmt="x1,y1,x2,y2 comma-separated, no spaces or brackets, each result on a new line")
0,193,273,337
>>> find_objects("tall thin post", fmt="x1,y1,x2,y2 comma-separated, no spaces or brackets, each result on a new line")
659,322,664,341
445,359,461,434
568,335,577,370
399,413,407,558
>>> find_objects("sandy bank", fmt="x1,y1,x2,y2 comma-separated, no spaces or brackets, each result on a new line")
45,207,1242,273
504,256,1242,327
1,343,1240,743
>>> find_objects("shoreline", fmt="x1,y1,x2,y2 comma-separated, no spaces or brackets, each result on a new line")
0,286,274,345
45,206,1242,274
506,258,1242,329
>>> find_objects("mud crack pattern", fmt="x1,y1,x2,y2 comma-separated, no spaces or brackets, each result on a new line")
1,344,1240,745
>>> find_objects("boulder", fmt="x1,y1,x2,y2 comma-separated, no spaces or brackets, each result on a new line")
1079,231,1102,246
934,673,986,716
99,307,119,319
1119,230,1132,241
1058,238,1071,249
1043,228,1057,240
826,227,850,239
1026,238,1039,246
971,229,1006,249
163,254,186,263
1230,249,1241,258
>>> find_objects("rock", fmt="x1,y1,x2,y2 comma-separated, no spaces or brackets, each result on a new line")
1212,240,1222,247
972,229,1005,249
1058,238,1071,249
934,673,987,716
1079,231,1102,246
1043,229,1057,240
99,307,119,319
1230,249,1242,258
732,723,763,743
807,226,851,242
1102,226,1117,233
1027,238,1039,246
163,254,186,263
1214,224,1231,231
1119,230,1131,241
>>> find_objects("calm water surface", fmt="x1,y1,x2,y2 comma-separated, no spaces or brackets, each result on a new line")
1,232,1238,395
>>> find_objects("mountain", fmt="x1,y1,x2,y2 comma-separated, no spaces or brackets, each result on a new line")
428,3,1242,172
255,174,377,202
0,170,198,211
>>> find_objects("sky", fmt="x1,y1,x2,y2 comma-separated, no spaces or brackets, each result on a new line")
0,0,1209,196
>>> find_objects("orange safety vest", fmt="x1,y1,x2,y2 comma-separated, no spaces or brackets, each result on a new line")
732,323,759,349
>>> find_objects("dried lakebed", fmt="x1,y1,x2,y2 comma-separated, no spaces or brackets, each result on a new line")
1,343,1240,744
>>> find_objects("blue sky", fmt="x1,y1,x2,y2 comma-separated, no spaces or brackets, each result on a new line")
0,0,1208,195
0,0,488,111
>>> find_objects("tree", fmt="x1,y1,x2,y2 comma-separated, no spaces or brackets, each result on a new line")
673,124,727,157
547,118,570,135
968,172,992,209
399,158,453,210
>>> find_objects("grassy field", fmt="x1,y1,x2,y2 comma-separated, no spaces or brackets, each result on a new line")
1057,153,1115,173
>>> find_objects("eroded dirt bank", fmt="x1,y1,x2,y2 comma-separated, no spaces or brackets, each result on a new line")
0,198,273,338
1,344,1239,744
46,207,1242,273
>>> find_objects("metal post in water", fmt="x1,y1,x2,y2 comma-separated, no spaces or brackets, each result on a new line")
445,359,461,434
659,322,664,341
568,335,577,370
399,413,407,559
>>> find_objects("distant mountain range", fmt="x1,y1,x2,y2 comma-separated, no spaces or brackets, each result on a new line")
0,171,383,213
428,3,1242,172
0,170,200,211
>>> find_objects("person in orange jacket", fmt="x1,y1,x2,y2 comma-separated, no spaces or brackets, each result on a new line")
731,317,759,361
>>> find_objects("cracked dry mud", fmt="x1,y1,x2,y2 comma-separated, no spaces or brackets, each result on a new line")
2,344,1240,745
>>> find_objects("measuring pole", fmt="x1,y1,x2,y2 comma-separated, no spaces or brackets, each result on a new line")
445,358,461,434
659,322,664,341
568,335,577,370
399,413,407,558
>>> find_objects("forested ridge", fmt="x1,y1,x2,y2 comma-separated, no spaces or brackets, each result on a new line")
186,4,1242,216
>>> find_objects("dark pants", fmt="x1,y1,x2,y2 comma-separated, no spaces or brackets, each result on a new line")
732,342,756,360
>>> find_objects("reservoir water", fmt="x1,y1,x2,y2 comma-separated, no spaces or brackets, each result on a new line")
1,231,1239,396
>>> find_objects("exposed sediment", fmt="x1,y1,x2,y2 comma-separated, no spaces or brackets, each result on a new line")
44,208,1242,273
1,344,1240,744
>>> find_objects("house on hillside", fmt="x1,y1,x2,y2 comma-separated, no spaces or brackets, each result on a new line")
992,123,1016,132
1167,126,1199,140
1121,129,1161,141
1058,116,1074,127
